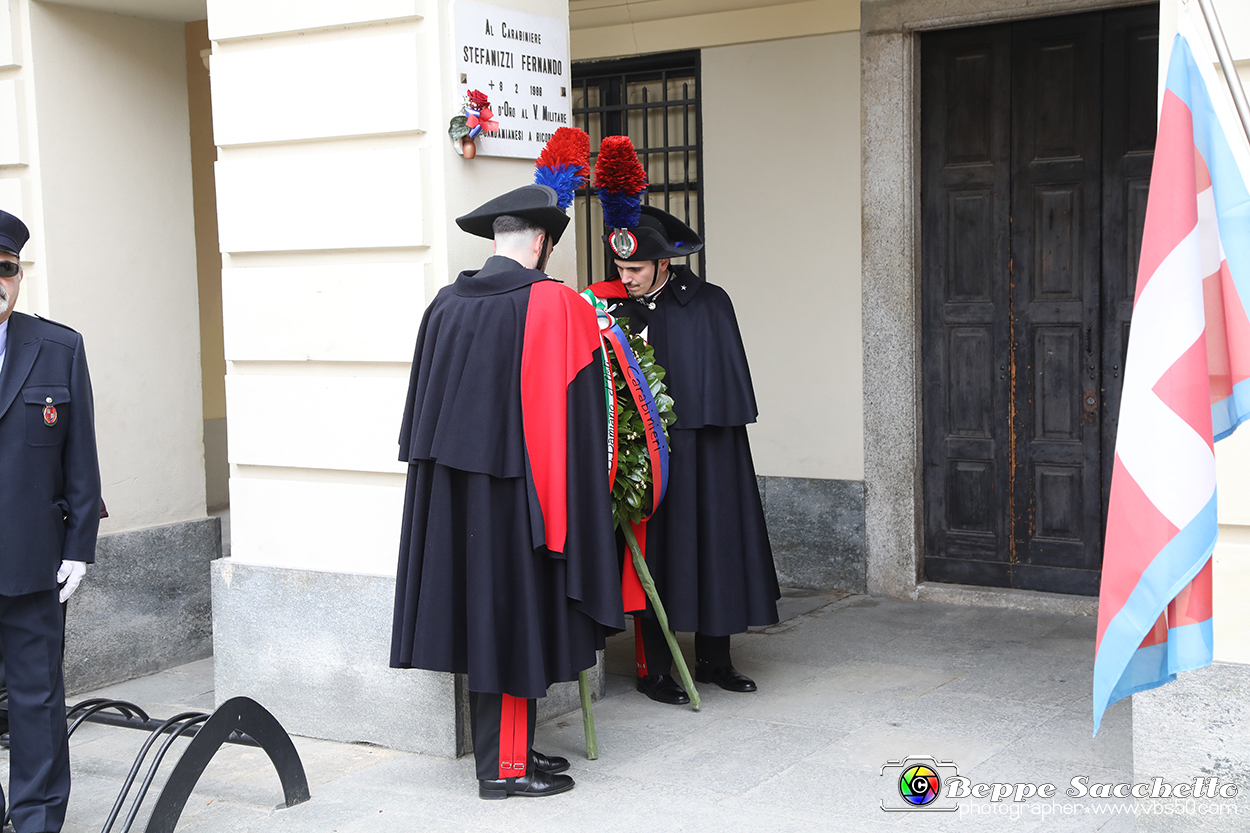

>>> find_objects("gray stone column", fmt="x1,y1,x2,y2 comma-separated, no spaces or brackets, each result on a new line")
861,23,921,598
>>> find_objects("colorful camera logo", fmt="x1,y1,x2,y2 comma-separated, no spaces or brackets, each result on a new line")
900,763,940,805
881,756,960,812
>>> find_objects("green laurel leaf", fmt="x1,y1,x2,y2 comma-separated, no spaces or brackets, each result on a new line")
448,115,470,141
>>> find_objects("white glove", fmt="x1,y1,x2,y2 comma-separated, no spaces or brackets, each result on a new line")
57,560,87,603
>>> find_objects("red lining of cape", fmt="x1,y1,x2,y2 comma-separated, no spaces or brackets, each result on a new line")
521,281,602,554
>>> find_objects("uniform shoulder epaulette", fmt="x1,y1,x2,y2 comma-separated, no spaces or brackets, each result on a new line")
33,313,80,334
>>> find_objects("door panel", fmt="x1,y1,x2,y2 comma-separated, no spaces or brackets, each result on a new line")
1034,465,1082,540
1011,11,1105,594
1033,326,1082,440
1034,186,1083,299
921,23,1013,588
948,191,997,301
948,327,994,437
921,6,1157,596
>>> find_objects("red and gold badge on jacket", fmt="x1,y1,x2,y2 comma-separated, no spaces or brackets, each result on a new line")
43,404,57,425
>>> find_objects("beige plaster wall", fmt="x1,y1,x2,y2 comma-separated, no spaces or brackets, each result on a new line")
211,0,573,576
702,32,863,480
4,0,52,322
29,1,207,532
571,0,859,60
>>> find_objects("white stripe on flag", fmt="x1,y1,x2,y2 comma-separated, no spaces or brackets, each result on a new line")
1195,186,1224,281
1115,224,1216,530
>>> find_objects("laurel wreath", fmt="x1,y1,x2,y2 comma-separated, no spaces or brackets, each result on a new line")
607,317,677,529
576,296,701,745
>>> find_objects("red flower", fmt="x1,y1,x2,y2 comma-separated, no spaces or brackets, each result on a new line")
467,89,490,109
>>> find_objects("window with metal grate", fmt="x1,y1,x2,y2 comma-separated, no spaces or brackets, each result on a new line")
571,50,704,288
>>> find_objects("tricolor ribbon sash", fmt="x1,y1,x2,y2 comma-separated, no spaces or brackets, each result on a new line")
584,297,671,612
602,320,620,490
601,318,670,517
586,304,670,516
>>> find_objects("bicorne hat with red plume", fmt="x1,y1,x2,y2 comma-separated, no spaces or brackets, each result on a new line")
593,135,703,261
455,127,591,243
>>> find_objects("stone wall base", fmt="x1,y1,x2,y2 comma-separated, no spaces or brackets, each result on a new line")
65,517,221,693
211,560,603,757
759,476,866,594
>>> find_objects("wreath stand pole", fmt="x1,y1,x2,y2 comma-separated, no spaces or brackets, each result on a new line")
578,308,695,759
578,670,598,760
622,524,701,710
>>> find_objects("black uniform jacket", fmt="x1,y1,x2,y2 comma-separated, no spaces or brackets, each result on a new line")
0,312,100,596
589,265,758,429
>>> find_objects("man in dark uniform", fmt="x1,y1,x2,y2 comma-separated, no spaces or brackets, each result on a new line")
390,183,622,799
0,209,101,833
588,197,780,706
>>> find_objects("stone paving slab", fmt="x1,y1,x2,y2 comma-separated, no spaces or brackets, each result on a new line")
0,592,1146,833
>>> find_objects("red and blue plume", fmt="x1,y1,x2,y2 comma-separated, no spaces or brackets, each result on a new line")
534,127,591,211
593,136,648,229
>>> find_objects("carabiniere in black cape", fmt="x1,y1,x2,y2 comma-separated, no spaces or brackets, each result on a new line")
592,264,781,636
390,256,624,700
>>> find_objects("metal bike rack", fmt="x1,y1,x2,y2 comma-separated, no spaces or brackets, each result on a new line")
0,694,310,833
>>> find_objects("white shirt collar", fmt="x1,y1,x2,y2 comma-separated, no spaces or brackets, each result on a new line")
643,271,670,301
0,316,9,376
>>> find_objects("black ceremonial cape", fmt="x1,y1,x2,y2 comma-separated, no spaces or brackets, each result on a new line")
589,266,780,636
391,256,623,699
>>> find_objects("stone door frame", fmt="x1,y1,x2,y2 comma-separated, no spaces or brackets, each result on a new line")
859,0,1156,597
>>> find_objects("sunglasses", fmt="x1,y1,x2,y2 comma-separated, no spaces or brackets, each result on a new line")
0,261,18,278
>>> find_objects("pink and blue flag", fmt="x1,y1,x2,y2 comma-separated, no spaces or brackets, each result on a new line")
1093,17,1250,734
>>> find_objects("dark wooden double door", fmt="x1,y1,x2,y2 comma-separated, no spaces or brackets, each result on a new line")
921,7,1158,596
